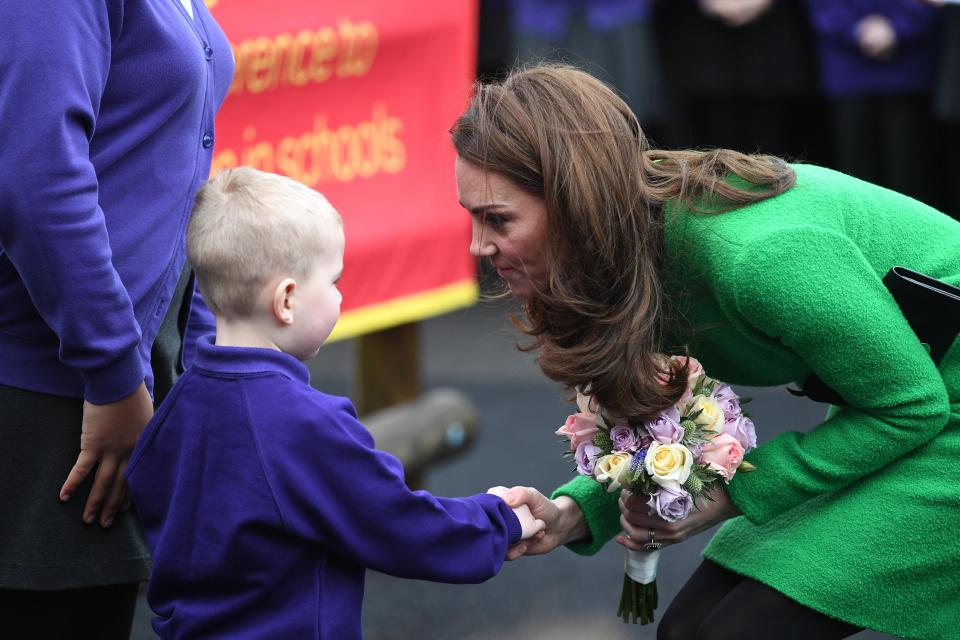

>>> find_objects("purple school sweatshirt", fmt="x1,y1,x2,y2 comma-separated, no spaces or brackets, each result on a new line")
0,0,233,404
127,337,521,639
805,0,940,98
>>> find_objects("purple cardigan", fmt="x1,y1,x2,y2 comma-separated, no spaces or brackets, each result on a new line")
127,338,521,640
0,0,233,404
805,0,941,98
509,0,652,41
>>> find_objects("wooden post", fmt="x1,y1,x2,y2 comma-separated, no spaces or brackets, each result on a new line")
355,322,420,418
356,322,422,486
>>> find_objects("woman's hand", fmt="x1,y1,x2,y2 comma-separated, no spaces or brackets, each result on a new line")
59,382,153,527
498,486,590,560
615,486,740,551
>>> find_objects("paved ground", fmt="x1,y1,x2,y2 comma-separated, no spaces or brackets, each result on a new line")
131,300,898,639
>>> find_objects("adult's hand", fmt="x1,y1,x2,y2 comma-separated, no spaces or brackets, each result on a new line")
59,382,153,527
699,0,773,28
856,14,897,60
615,487,740,551
499,487,590,560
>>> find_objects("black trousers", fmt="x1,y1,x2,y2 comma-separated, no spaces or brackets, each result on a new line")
0,583,139,640
657,560,863,640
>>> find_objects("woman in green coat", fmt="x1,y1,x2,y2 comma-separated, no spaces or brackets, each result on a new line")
452,64,960,639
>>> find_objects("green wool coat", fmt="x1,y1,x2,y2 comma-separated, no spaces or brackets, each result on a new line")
552,164,960,639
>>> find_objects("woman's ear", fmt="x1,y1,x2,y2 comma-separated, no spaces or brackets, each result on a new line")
272,277,297,325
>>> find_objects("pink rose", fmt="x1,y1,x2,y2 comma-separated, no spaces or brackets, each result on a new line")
697,433,744,482
556,413,600,452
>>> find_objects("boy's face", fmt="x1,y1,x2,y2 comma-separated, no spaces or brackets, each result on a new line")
289,231,344,360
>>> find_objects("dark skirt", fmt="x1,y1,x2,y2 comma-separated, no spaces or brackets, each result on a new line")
0,267,192,590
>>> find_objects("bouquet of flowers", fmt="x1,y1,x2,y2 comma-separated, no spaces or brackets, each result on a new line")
556,356,756,625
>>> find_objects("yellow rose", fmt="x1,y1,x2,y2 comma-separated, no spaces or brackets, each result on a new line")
689,395,725,435
594,452,632,492
644,442,693,489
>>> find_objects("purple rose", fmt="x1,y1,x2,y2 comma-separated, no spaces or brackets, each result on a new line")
644,406,683,444
610,425,639,452
646,485,693,523
712,383,742,422
575,442,602,476
724,415,757,452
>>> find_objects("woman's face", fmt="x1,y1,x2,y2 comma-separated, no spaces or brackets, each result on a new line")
455,157,548,301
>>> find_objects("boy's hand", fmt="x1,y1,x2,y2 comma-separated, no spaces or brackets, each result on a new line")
59,382,153,527
487,486,546,541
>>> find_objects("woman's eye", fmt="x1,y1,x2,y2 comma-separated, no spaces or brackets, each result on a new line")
485,215,507,231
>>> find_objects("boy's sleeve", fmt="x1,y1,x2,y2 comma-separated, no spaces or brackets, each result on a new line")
0,0,144,404
253,392,521,584
721,225,951,525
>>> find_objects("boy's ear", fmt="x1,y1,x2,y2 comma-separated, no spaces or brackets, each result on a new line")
272,277,297,325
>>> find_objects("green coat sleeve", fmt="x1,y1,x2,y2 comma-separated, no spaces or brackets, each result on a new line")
551,474,622,556
723,225,951,524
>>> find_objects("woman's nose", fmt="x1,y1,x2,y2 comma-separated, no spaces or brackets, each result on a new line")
469,220,495,257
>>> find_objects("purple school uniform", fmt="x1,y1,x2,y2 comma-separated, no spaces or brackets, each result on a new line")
0,0,233,404
127,336,521,639
805,0,940,97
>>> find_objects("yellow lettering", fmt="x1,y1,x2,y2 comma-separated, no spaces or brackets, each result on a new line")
227,19,379,96
213,105,407,187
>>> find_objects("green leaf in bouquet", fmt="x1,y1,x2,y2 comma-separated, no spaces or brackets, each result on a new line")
681,421,716,447
692,463,722,484
593,430,613,454
629,471,657,495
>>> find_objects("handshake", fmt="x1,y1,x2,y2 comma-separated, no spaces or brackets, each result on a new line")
487,486,544,542
485,486,587,561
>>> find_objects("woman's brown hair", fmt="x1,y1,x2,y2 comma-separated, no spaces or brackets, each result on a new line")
450,64,795,422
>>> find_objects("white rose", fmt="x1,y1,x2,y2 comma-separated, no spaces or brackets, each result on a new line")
594,452,632,492
688,395,725,435
644,442,693,489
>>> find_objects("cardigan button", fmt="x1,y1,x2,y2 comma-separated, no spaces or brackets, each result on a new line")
202,134,213,148
204,46,214,60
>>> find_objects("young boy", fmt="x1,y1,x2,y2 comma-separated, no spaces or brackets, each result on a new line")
126,167,542,639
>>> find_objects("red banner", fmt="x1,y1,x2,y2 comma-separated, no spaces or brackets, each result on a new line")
207,0,479,340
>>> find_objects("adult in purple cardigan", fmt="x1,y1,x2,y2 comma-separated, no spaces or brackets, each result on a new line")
805,0,941,204
0,1,234,637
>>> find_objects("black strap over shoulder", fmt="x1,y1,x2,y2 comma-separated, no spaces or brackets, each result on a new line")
789,267,960,405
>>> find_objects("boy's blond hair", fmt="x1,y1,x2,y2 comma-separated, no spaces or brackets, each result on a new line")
188,167,343,318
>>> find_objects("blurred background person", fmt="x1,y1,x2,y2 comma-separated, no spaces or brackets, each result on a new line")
505,0,669,142
806,0,942,204
652,0,825,162
932,0,960,218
